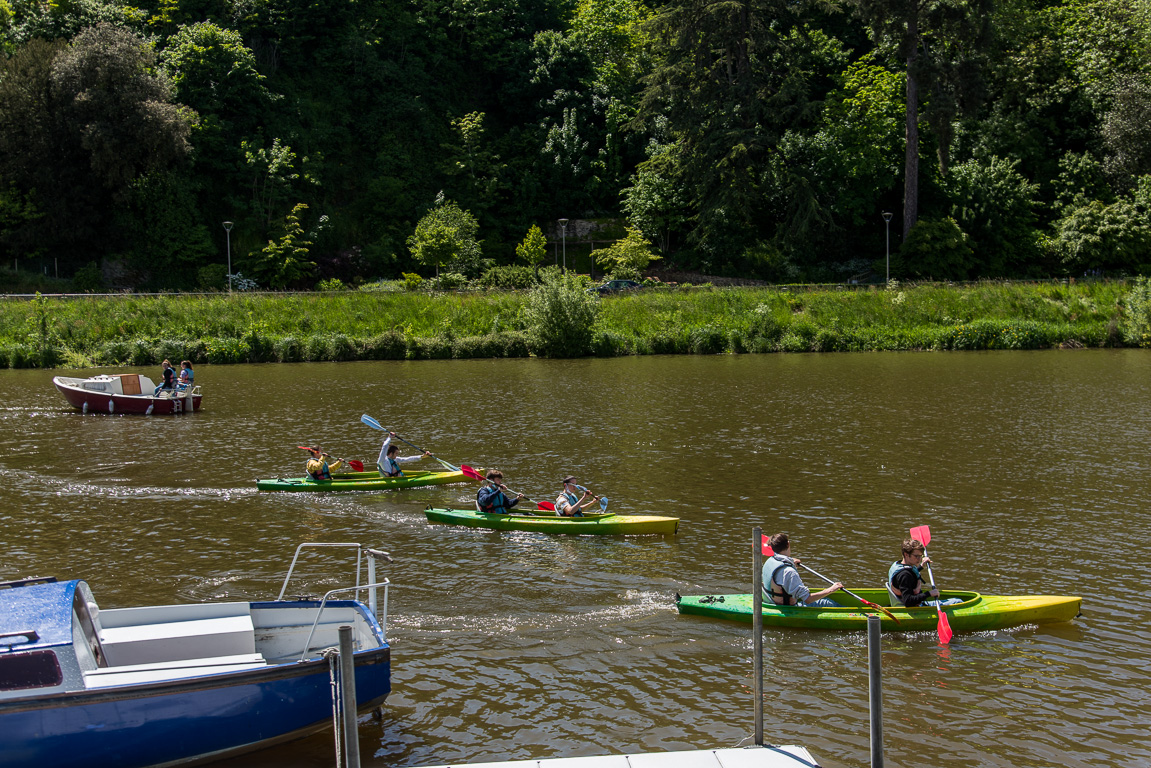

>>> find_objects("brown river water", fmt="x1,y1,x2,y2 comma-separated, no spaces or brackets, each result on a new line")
2,351,1150,768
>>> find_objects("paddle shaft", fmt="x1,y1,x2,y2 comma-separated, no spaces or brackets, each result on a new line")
460,465,555,512
795,561,871,606
361,415,460,472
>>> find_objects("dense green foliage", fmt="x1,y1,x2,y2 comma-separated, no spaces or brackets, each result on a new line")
0,280,1137,367
1,0,1150,288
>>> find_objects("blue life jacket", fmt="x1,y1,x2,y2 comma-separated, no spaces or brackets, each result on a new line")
306,458,332,481
887,561,922,604
557,489,582,516
762,555,799,606
477,485,512,514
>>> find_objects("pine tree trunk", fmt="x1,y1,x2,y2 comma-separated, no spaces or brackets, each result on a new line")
903,17,919,240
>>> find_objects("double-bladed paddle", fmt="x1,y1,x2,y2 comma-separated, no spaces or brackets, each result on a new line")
360,414,461,472
574,484,610,512
762,537,901,624
296,446,364,473
460,464,556,512
910,525,953,644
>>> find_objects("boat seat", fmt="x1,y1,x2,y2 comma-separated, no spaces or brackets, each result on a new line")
82,653,268,689
98,604,256,666
885,582,902,607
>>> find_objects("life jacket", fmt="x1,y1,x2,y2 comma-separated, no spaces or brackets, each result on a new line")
762,555,799,606
306,458,332,481
381,456,403,477
556,489,581,516
887,561,923,605
477,485,511,514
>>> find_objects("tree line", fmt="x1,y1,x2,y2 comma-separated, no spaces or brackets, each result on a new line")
0,0,1148,290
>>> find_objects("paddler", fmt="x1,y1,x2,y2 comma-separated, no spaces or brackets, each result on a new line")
762,533,842,607
302,446,344,481
377,431,431,477
553,476,597,517
888,539,962,607
476,470,523,514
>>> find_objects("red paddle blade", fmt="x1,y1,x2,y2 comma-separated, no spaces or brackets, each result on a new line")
761,535,773,557
910,525,931,547
937,606,953,644
537,501,556,511
460,464,483,481
348,460,364,473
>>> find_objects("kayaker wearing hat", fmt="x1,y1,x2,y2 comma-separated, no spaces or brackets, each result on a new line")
301,446,345,481
554,476,597,517
762,533,842,607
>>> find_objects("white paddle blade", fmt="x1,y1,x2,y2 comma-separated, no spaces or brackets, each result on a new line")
361,414,384,430
599,497,609,511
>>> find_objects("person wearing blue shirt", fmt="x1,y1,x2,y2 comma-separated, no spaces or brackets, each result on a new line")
476,470,523,514
176,360,194,390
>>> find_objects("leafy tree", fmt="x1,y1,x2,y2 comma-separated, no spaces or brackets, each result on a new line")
247,203,315,289
1050,178,1151,274
115,170,215,288
407,195,482,277
524,269,600,357
621,131,691,255
943,157,1040,276
244,138,311,231
594,225,660,278
441,112,503,226
515,224,548,267
1102,75,1151,189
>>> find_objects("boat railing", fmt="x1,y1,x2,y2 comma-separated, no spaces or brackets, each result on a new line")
277,542,393,636
296,582,390,662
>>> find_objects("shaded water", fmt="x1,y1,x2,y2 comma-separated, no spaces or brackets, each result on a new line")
2,351,1150,768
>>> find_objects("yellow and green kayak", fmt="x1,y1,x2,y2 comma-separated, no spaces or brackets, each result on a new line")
676,589,1080,633
256,469,466,492
424,507,680,535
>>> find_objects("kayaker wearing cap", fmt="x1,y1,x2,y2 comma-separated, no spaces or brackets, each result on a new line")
302,446,344,481
476,470,523,514
377,431,431,477
554,476,597,517
888,539,962,607
762,533,842,607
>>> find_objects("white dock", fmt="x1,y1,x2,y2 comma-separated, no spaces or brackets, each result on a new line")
415,745,821,768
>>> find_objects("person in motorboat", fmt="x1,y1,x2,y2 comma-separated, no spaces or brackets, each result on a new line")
552,476,598,517
176,360,194,390
302,446,345,481
476,470,523,514
888,538,963,607
377,431,431,477
153,359,176,395
762,532,843,607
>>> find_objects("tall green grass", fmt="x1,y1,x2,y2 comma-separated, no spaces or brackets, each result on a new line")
0,281,1135,368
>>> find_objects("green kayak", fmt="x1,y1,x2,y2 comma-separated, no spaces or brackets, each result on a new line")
256,469,466,492
425,507,680,535
676,588,1081,633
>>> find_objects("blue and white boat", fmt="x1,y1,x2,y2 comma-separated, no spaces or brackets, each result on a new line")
0,543,393,768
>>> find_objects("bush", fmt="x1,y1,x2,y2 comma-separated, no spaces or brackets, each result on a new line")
689,325,727,354
401,273,423,291
523,271,600,357
72,262,104,292
477,265,535,289
274,336,304,362
197,264,227,291
407,336,453,359
1122,276,1151,347
363,330,407,359
98,340,132,365
592,330,631,356
897,217,975,280
205,337,250,364
316,278,346,291
129,340,156,366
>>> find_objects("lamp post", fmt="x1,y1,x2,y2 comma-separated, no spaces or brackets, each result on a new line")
222,221,234,292
558,218,569,272
882,212,893,283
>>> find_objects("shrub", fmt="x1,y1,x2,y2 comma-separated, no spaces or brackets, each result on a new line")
523,271,600,357
592,330,631,356
197,264,227,291
72,262,104,292
129,340,156,366
407,336,453,359
304,334,329,361
1122,276,1151,347
205,337,250,364
316,278,346,291
363,331,407,359
274,336,304,362
401,273,424,291
897,217,975,280
327,333,357,361
99,340,132,365
478,265,535,289
689,325,727,354
427,272,468,291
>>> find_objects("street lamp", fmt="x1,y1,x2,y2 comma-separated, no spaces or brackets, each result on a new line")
881,212,893,283
222,221,234,292
558,218,569,272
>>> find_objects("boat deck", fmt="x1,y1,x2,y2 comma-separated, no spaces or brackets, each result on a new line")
413,746,820,768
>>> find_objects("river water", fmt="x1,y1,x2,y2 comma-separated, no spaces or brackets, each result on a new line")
2,351,1150,768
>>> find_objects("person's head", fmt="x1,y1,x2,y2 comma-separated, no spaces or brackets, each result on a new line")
768,533,790,554
562,475,577,490
902,538,925,563
485,470,503,484
162,359,171,368
386,444,399,457
307,446,323,458
181,360,192,369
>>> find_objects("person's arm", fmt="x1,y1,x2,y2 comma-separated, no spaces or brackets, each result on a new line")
807,582,842,603
779,567,812,604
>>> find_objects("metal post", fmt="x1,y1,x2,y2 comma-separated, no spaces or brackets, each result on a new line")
558,218,569,272
753,527,764,746
222,221,234,292
867,615,883,768
338,625,361,768
882,212,893,283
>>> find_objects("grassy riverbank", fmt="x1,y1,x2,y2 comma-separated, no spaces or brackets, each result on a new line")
2,279,1148,368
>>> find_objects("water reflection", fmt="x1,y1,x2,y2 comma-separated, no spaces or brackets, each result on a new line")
1,350,1149,768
